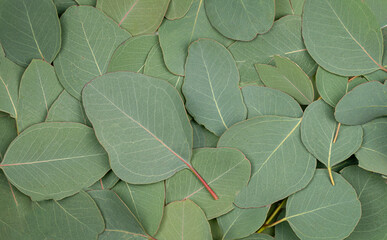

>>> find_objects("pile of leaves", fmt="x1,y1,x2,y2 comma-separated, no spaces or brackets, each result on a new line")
0,0,386,239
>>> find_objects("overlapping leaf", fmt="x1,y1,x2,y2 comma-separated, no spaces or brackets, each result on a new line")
275,0,304,19
0,113,17,159
191,121,219,148
166,0,194,20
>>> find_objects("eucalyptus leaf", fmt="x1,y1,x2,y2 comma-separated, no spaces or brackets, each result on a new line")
335,81,387,125
302,0,384,76
166,0,194,20
17,59,63,132
255,55,314,105
108,34,158,73
218,116,316,208
364,27,387,82
159,0,232,76
75,0,95,6
54,6,130,99
97,0,170,36
53,0,77,14
1,122,110,201
83,72,193,184
0,113,17,160
0,0,61,67
217,206,269,240
301,100,363,182
85,170,119,191
285,169,361,240
89,190,151,240
209,219,223,240
240,233,275,240
275,213,300,240
363,0,387,28
355,117,387,175
192,121,219,148
205,0,275,41
112,181,165,236
275,0,304,19
155,199,212,240
341,166,387,240
241,86,303,119
228,15,317,85
183,39,246,136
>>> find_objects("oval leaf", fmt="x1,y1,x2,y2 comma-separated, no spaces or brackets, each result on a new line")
165,0,194,20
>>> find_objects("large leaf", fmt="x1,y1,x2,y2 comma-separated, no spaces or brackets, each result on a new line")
335,81,387,125
97,0,170,36
46,90,90,125
54,6,130,100
144,44,184,97
0,172,104,240
301,100,363,183
155,199,212,240
255,56,314,105
108,34,158,73
364,27,387,82
166,148,251,219
191,121,219,148
112,181,165,235
0,113,17,160
17,60,63,132
285,169,361,240
0,52,24,119
205,0,275,41
0,0,61,67
275,0,304,19
302,0,384,76
228,15,317,85
217,206,269,240
241,86,303,119
363,0,387,27
1,122,110,201
158,0,232,76
341,166,387,240
89,190,151,240
316,67,367,107
218,116,316,208
82,72,193,184
165,0,194,20
183,39,246,136
355,118,387,175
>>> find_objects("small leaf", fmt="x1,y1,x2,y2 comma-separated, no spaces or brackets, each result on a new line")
335,81,387,125
192,121,219,148
1,122,110,201
53,0,77,14
84,170,119,191
285,169,361,240
275,213,300,240
218,116,316,208
155,199,212,240
240,233,275,240
241,86,303,119
183,39,246,136
205,0,275,41
0,113,17,160
165,0,194,20
255,55,314,105
275,0,304,19
355,117,387,175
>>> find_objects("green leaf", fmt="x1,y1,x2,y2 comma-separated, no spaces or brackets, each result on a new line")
1,122,110,201
0,113,17,160
159,0,232,76
240,233,275,240
112,181,165,236
192,121,219,148
97,0,170,36
285,169,361,240
166,148,251,219
301,100,363,183
302,0,384,76
316,67,368,107
205,0,275,41
53,0,77,14
218,116,316,208
144,44,185,98
84,170,119,191
155,199,212,240
17,59,63,132
335,81,387,125
355,117,387,175
275,213,300,240
54,6,130,100
255,56,314,105
275,0,304,19
217,206,269,240
165,0,194,20
241,86,303,119
228,15,317,85
0,172,104,240
364,27,387,82
89,190,151,240
341,166,387,240
82,72,192,184
183,39,246,136
363,0,387,28
209,219,223,240
0,0,61,67
75,0,95,6
46,90,90,126
108,34,158,73
0,53,24,118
